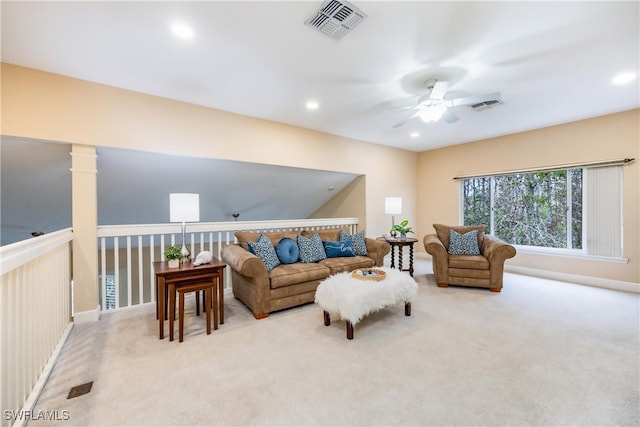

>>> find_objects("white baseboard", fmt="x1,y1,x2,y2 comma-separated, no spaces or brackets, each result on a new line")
73,305,101,323
505,265,639,294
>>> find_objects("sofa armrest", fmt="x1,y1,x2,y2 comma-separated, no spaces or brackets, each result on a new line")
424,234,447,259
423,234,449,285
221,244,268,278
482,235,517,262
365,238,390,267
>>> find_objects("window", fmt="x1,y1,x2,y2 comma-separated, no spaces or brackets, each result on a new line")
461,165,623,257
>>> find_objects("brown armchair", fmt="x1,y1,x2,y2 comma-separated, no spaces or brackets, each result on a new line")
423,224,516,292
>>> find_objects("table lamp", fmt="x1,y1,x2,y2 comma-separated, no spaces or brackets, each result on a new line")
170,193,200,263
385,197,402,237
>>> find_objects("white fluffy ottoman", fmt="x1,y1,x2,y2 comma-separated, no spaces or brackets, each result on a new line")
314,267,418,339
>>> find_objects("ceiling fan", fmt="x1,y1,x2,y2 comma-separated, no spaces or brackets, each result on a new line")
392,79,501,128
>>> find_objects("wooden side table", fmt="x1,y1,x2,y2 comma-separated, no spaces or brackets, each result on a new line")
153,259,226,340
377,237,418,277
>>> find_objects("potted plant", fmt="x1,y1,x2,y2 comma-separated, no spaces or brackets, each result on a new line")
164,245,181,268
391,220,413,241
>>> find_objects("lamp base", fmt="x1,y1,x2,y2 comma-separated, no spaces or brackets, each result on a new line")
180,221,190,264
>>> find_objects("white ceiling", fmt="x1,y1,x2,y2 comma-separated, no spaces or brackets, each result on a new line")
2,1,638,152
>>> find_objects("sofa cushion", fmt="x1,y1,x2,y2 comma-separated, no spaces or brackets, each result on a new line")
448,254,490,270
448,229,481,255
339,229,368,256
276,237,299,264
269,262,330,288
302,229,341,242
297,233,327,263
323,239,356,258
318,256,375,275
248,234,280,272
434,224,485,251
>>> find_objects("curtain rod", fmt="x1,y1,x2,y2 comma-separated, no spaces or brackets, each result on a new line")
452,157,635,180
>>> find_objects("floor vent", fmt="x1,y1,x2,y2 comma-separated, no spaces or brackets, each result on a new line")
305,0,367,40
67,381,93,399
470,99,504,111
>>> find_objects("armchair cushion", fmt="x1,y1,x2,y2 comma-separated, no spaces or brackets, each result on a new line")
434,223,484,251
448,229,481,255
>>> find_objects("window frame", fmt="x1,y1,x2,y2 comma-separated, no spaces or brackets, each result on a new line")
458,164,627,263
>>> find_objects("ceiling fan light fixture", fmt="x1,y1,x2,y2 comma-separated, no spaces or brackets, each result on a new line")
418,105,447,123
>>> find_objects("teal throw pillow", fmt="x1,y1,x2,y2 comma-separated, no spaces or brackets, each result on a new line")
248,234,281,271
448,229,480,255
276,237,299,264
323,239,356,258
297,233,327,263
339,230,368,256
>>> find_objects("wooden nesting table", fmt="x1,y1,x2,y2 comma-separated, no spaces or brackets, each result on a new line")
153,259,226,340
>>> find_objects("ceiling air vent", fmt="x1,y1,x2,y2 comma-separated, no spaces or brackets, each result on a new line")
469,99,504,112
305,0,367,41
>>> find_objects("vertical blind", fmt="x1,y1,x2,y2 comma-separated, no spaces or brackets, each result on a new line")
584,165,623,257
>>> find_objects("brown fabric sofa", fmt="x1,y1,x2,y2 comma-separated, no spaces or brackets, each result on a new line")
221,228,390,319
423,224,516,292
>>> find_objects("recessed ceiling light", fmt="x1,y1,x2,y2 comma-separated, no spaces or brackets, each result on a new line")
305,100,319,110
410,132,420,138
612,71,637,85
171,22,194,39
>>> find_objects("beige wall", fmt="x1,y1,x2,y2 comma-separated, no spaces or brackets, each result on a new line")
418,109,640,284
309,175,367,230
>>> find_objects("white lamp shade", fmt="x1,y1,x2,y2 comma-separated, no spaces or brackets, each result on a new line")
170,193,200,222
385,197,402,215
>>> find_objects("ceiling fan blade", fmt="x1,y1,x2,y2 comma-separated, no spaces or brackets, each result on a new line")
448,92,502,107
392,111,418,128
429,81,450,100
443,109,459,123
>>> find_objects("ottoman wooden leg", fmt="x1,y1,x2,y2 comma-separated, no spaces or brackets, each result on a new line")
323,310,331,326
346,321,354,340
405,301,411,316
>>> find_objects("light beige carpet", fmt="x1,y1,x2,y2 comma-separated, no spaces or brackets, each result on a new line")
28,259,639,426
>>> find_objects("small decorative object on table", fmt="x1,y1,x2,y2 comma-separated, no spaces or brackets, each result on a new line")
351,268,386,282
193,251,213,266
164,245,182,268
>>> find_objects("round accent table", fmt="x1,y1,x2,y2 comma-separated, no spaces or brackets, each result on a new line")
377,237,418,277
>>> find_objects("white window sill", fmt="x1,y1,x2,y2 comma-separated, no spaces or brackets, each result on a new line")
514,245,628,264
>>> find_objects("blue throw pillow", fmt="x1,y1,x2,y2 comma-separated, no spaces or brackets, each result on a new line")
248,234,281,271
297,233,327,263
448,229,481,255
323,239,356,258
276,237,299,264
339,230,368,256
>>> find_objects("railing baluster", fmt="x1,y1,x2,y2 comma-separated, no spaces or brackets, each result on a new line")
100,237,106,311
150,235,155,303
126,236,132,308
138,235,143,305
114,236,120,309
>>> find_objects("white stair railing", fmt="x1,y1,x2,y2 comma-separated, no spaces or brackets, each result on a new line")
97,218,358,313
0,228,73,427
